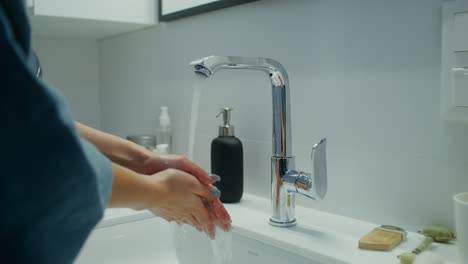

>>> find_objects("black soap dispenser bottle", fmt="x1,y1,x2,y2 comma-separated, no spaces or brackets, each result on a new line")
211,108,243,203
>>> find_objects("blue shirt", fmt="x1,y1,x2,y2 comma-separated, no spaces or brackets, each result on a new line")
1,2,113,263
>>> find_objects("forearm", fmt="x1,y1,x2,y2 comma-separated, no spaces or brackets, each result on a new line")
76,122,151,173
108,163,155,210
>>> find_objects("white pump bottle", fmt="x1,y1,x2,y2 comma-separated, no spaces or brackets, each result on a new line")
156,106,172,154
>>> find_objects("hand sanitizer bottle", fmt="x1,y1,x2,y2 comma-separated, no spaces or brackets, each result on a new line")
156,106,172,154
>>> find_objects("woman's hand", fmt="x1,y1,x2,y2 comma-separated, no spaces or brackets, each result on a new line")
143,154,232,232
148,168,220,239
75,123,232,233
142,154,214,183
109,164,224,239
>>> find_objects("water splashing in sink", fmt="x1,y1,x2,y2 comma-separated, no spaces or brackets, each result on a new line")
211,227,232,264
174,224,232,264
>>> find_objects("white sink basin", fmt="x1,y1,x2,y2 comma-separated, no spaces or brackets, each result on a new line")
75,217,315,264
175,224,316,264
75,194,458,264
75,217,178,264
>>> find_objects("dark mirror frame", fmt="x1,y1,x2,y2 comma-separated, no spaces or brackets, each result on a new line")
159,0,259,22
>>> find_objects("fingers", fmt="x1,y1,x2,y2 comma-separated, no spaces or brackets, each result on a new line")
205,199,232,231
193,183,221,200
209,209,232,232
150,168,227,239
151,207,207,233
210,199,231,224
173,169,220,200
150,209,176,223
188,214,203,232
192,198,216,239
175,156,216,185
177,170,231,231
147,154,220,186
175,167,231,231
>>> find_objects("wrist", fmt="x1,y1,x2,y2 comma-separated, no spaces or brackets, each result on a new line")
109,164,156,210
133,174,158,210
131,143,153,170
119,140,153,174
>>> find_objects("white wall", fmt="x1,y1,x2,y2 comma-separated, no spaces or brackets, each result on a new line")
33,37,101,128
98,0,468,231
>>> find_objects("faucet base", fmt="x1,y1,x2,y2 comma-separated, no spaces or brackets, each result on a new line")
269,218,297,227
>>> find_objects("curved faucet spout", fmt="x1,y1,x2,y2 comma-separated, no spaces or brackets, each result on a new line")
190,56,289,87
190,55,292,158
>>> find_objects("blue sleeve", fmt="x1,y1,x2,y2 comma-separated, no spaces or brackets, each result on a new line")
1,3,113,264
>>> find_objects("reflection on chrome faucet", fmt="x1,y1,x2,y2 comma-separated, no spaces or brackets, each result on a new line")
190,55,327,227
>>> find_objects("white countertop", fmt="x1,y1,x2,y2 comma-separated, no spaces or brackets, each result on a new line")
99,193,459,264
225,194,459,264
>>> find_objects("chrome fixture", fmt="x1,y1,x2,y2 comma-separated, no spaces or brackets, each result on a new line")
190,56,327,227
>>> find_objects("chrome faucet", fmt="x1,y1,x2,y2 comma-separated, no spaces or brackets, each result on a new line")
190,56,327,227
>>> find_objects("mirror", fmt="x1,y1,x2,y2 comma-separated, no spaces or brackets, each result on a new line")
159,0,259,21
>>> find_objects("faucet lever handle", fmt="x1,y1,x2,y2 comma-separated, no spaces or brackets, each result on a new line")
293,138,327,200
311,138,327,199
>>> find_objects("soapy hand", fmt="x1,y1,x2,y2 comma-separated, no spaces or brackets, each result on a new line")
147,168,221,238
142,154,232,232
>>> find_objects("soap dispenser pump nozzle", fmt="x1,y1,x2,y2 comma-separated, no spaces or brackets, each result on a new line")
217,107,234,136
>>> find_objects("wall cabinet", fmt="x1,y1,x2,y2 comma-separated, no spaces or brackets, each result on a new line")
441,0,468,121
28,0,157,39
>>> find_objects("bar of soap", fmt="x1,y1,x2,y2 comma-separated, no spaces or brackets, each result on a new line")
359,228,403,251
